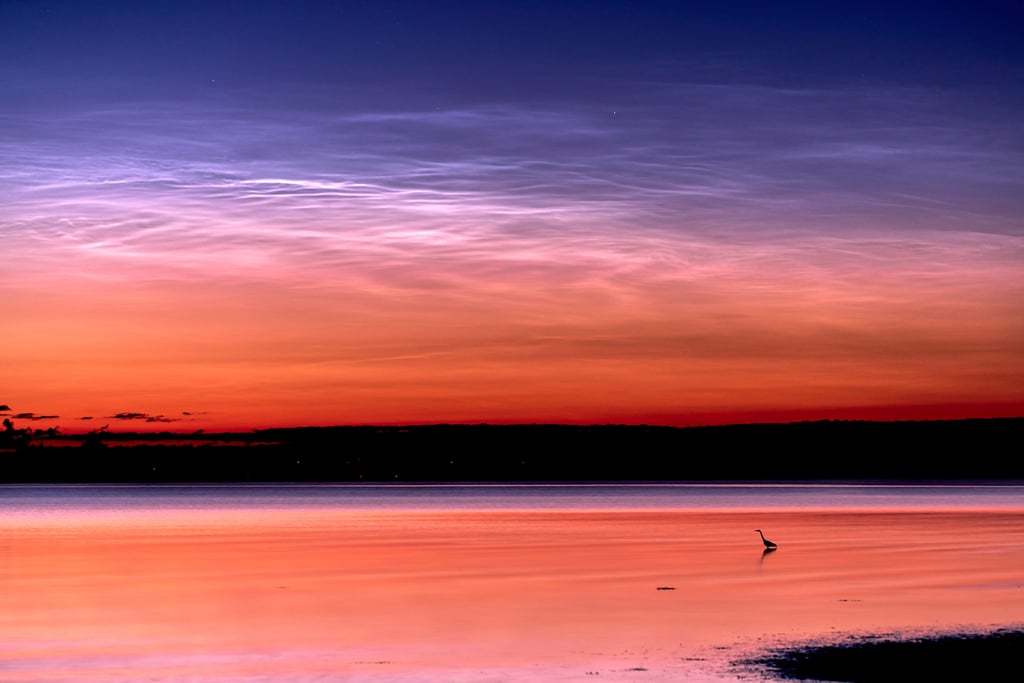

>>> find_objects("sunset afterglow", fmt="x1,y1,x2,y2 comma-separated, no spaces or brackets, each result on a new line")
3,2,1022,431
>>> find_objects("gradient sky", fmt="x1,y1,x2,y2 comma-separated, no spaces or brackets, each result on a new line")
2,1,1023,431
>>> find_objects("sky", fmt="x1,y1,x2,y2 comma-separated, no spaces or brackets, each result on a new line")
2,0,1023,432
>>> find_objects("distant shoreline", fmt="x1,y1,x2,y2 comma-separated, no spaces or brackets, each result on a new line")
3,417,1023,483
746,625,1024,682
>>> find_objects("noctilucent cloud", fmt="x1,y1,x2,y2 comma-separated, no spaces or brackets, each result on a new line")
3,1,1023,431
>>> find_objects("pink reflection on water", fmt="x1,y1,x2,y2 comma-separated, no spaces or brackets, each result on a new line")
2,500,1024,681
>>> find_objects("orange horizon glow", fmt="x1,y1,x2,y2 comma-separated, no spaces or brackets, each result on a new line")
5,227,1023,434
4,227,1024,433
6,405,1024,437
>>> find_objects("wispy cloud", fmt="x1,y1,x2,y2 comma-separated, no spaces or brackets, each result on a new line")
108,412,177,423
1,412,59,421
4,78,1022,288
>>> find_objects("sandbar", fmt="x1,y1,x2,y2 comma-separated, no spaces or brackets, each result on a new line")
746,626,1024,681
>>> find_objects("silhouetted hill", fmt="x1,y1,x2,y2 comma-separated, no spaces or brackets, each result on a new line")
2,418,1021,483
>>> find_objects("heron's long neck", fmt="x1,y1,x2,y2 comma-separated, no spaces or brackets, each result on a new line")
757,530,766,540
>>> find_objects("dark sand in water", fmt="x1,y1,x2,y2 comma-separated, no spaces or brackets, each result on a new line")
747,628,1024,682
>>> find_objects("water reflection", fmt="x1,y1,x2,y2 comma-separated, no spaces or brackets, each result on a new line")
3,482,1024,514
1,485,1023,681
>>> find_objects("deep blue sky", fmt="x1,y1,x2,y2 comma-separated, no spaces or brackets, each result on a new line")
4,1,1023,99
5,1,1020,235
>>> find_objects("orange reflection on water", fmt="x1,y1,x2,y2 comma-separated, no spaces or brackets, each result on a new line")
2,507,1024,681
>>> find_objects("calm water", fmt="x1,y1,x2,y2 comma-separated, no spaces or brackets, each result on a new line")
2,483,1023,682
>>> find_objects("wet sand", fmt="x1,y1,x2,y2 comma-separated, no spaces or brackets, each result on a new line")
747,627,1024,681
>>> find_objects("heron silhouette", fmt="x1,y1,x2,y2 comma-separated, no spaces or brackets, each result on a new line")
755,529,777,550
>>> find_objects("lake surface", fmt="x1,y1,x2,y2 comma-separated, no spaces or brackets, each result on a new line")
2,483,1023,681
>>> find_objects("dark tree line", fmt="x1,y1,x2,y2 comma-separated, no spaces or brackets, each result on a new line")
2,418,1022,483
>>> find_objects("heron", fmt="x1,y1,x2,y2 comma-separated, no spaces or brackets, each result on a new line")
755,529,777,550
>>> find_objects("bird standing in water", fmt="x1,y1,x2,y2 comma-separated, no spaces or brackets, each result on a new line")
755,529,777,550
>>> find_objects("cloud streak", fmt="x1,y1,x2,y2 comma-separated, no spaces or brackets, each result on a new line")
4,79,1021,282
